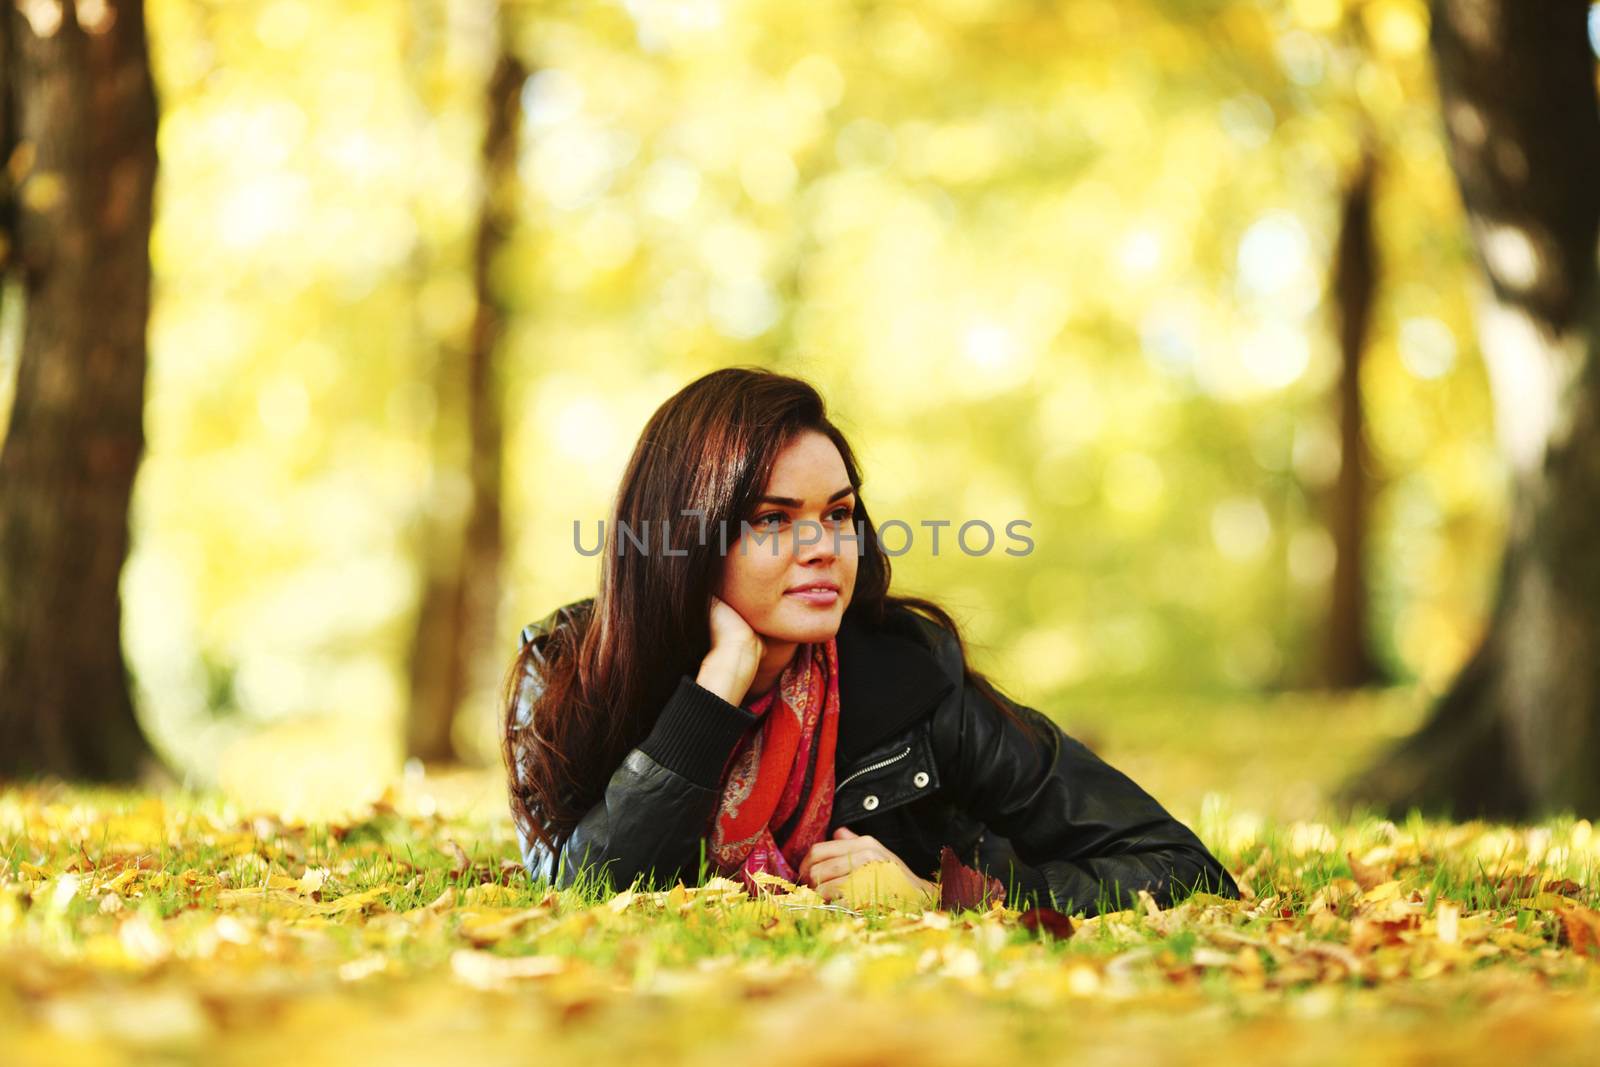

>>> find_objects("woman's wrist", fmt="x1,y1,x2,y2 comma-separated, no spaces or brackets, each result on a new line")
696,647,756,705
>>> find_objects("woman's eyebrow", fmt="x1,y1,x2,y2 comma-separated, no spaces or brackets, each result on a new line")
754,486,855,507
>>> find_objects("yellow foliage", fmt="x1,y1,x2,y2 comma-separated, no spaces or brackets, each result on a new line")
833,861,937,911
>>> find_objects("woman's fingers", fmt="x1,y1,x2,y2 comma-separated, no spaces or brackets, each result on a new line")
805,847,891,887
799,844,842,885
798,833,879,884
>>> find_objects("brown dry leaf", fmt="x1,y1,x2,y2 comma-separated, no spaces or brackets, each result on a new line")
1556,901,1600,958
1345,850,1391,892
1494,872,1535,902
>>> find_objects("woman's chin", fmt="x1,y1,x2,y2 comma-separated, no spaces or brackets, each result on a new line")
764,599,845,643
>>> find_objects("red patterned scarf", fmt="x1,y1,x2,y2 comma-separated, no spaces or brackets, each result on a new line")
709,636,840,895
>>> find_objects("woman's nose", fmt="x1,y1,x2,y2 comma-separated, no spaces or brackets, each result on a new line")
794,517,837,562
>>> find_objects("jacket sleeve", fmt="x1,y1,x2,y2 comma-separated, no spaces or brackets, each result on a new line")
510,613,760,893
927,641,1239,915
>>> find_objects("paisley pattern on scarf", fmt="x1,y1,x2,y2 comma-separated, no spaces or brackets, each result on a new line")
708,636,840,895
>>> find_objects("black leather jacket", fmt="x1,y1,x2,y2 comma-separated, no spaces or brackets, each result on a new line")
510,597,1239,915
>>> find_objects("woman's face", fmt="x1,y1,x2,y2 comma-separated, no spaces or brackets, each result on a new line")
716,430,859,644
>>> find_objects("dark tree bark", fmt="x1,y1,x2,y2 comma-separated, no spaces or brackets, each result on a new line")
0,1,161,780
405,27,524,763
1322,149,1386,689
1341,0,1600,819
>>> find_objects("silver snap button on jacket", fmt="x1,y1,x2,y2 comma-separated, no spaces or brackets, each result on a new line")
862,795,879,810
913,771,930,788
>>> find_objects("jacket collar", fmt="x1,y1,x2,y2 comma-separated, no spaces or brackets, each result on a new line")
833,609,956,766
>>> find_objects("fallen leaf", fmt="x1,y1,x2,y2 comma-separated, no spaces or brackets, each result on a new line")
1360,879,1401,903
1345,850,1391,892
937,846,1005,911
314,887,387,916
297,867,327,898
1556,901,1600,958
750,871,801,895
1018,907,1074,940
835,861,933,911
450,949,567,989
460,883,520,908
1494,871,1538,903
457,906,553,946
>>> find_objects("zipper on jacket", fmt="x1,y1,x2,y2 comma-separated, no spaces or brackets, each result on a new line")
835,745,912,792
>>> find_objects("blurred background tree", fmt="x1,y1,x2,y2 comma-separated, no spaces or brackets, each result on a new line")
404,3,523,765
1344,0,1600,820
2,0,1596,821
0,0,162,781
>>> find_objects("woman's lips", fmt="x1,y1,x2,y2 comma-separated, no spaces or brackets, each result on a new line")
784,587,839,606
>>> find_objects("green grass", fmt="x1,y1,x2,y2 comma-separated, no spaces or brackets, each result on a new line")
2,688,1599,1065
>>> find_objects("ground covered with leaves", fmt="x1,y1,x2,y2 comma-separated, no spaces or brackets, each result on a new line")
3,776,1599,1067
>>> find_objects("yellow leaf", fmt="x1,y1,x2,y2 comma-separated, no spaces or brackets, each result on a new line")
314,887,387,916
460,883,519,908
750,871,801,893
450,949,567,990
99,869,140,895
834,861,934,911
457,906,552,946
1361,880,1401,902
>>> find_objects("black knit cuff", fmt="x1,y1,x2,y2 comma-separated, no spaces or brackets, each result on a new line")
636,675,761,789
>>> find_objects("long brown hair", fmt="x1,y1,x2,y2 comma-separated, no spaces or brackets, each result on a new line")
500,366,1040,864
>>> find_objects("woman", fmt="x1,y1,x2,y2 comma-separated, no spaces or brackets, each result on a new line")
501,367,1237,914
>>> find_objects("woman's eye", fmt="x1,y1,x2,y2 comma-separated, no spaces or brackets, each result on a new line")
826,505,854,523
754,512,786,528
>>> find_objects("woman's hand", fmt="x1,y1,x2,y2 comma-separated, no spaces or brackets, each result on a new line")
696,594,765,705
799,827,938,903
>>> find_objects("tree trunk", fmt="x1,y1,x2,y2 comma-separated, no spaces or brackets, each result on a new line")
1341,0,1600,820
0,1,161,780
404,26,523,764
1323,148,1386,689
